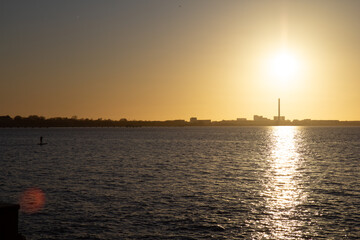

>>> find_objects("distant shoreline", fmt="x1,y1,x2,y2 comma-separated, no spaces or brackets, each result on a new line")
1,115,360,127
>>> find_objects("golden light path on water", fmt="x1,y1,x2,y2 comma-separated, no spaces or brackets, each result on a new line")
256,126,309,239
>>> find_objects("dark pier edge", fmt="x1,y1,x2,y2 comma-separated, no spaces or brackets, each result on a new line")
0,203,26,240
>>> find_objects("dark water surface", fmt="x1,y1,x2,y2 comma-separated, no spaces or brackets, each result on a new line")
1,127,360,239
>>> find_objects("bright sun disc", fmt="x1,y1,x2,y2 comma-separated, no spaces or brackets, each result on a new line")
269,51,300,81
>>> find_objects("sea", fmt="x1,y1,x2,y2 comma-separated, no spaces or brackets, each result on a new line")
1,126,360,239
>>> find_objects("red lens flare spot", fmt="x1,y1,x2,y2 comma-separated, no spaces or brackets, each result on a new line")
20,188,46,214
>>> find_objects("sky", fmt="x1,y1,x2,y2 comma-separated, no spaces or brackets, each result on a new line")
1,0,360,121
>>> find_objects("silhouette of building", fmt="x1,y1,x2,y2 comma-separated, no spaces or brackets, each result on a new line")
254,115,270,121
237,118,247,121
190,117,197,123
273,116,285,121
189,117,211,125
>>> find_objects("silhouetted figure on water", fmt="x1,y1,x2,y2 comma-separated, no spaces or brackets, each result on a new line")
38,136,47,145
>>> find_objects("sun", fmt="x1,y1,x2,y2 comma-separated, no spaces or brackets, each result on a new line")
268,50,301,82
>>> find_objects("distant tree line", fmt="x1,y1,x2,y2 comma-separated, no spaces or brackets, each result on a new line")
0,115,188,127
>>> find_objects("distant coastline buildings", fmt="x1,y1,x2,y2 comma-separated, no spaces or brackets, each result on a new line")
0,114,358,127
253,115,270,121
1,100,359,127
190,117,211,125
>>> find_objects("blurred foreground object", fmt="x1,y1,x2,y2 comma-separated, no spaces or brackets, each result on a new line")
0,203,26,240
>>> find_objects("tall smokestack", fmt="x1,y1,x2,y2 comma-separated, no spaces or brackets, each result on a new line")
278,98,280,121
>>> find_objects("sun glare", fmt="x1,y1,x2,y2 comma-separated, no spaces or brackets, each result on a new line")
267,50,302,83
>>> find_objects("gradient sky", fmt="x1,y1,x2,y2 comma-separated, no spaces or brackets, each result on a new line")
1,0,360,121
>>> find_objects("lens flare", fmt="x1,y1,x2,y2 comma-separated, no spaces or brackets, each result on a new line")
20,188,46,214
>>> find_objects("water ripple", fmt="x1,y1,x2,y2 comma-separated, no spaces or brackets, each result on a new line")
0,127,359,239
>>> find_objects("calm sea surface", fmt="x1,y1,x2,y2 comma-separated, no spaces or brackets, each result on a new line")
1,127,360,239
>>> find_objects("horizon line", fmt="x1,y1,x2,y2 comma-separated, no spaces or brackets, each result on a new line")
1,114,360,122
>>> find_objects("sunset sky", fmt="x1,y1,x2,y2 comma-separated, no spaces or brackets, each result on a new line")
1,0,360,121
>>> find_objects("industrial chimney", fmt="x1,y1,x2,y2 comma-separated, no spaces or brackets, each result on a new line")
278,98,280,121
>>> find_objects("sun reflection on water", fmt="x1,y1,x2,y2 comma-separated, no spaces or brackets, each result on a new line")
255,126,308,239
